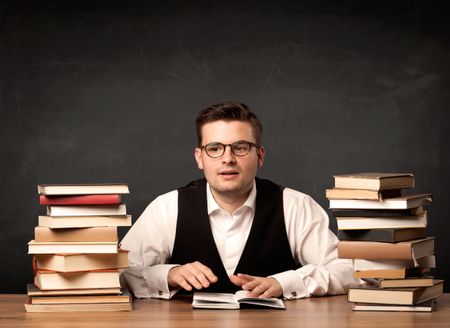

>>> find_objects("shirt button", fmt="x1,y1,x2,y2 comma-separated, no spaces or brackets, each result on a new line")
158,290,163,296
291,291,297,297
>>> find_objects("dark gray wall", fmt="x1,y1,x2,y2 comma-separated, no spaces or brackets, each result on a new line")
1,1,449,293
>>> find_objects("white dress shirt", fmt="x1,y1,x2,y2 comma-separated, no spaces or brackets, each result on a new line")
119,181,359,299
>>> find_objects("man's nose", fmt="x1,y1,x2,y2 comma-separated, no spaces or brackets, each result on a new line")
221,145,236,163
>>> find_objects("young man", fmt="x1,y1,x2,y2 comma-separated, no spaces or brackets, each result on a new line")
120,102,358,299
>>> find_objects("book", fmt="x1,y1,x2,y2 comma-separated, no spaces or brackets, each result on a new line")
329,194,432,210
37,184,129,196
28,240,118,254
47,204,127,217
35,251,129,272
326,188,401,200
34,226,118,242
40,194,121,205
34,269,121,290
333,173,414,190
363,277,435,288
332,208,423,217
192,291,285,310
30,289,131,305
337,237,434,262
347,280,443,305
27,283,121,296
337,228,426,242
24,298,132,312
336,213,427,230
353,256,436,271
354,267,428,279
38,215,132,229
352,299,436,312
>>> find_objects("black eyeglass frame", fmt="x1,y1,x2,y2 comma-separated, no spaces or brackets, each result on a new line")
200,140,260,158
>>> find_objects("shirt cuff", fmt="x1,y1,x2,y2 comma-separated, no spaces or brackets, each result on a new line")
121,264,180,299
270,270,308,299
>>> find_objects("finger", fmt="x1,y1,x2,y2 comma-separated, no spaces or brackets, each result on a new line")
177,278,193,292
229,274,246,286
242,279,260,291
183,272,204,290
236,273,255,282
247,282,269,298
193,262,218,283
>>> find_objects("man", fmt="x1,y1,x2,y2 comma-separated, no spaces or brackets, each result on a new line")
120,102,358,299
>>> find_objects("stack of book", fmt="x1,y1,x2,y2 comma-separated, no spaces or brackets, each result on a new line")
327,173,444,312
25,183,133,312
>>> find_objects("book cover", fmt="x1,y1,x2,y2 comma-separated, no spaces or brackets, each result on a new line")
31,289,131,305
338,237,435,262
326,188,401,200
331,208,423,217
333,173,414,191
24,298,132,312
38,215,132,229
337,228,427,242
354,267,427,279
329,194,432,210
34,269,121,290
347,280,443,305
363,277,435,288
40,194,121,205
352,256,435,271
192,291,285,309
27,283,121,296
35,251,129,272
37,184,129,196
352,299,436,312
34,226,118,242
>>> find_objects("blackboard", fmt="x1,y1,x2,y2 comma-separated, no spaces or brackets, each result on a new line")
1,1,449,293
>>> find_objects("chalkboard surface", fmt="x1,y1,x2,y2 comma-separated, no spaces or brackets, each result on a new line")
1,1,449,293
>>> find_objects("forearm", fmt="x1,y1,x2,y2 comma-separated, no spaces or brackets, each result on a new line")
270,259,360,299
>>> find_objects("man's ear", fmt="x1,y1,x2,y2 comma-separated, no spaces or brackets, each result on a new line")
194,147,204,170
257,146,265,168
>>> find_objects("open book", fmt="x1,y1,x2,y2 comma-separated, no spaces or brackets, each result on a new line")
192,291,285,309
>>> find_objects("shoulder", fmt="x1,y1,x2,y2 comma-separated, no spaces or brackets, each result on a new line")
282,187,328,220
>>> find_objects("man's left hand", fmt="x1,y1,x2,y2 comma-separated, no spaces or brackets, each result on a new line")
229,273,283,298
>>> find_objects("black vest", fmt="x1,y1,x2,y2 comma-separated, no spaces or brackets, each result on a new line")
169,178,298,293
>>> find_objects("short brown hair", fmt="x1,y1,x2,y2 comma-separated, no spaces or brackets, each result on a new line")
196,102,263,146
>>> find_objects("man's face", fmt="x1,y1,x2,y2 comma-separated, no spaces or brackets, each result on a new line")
194,120,265,199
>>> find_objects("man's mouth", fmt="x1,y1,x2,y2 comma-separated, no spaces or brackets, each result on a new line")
219,170,239,176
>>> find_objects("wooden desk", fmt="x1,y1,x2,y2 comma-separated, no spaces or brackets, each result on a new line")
1,294,449,327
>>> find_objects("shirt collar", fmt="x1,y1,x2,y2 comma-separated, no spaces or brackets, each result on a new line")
206,180,257,215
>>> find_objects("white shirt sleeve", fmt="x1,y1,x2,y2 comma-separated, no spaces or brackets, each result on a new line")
270,188,360,299
119,190,180,299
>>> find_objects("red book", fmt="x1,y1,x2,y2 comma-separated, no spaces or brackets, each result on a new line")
39,194,121,205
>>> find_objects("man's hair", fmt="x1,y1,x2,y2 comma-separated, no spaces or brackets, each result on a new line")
196,102,263,146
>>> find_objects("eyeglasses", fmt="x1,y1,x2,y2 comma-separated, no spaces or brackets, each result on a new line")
201,140,259,158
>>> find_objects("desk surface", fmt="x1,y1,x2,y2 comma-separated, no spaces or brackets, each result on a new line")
1,294,449,328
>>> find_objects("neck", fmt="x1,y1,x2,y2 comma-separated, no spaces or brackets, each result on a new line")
210,188,252,215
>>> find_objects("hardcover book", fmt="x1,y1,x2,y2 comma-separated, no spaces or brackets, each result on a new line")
337,228,426,242
329,194,432,210
336,213,427,230
37,184,129,195
337,237,435,262
34,270,121,290
28,240,119,254
34,226,118,242
352,299,436,312
347,280,443,305
333,173,414,191
46,204,127,217
40,194,121,205
35,251,129,272
38,215,132,229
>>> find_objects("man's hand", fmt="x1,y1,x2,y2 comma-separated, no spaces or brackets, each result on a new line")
230,273,283,298
168,261,218,291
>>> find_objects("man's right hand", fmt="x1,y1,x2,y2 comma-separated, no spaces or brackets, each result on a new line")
167,261,218,291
